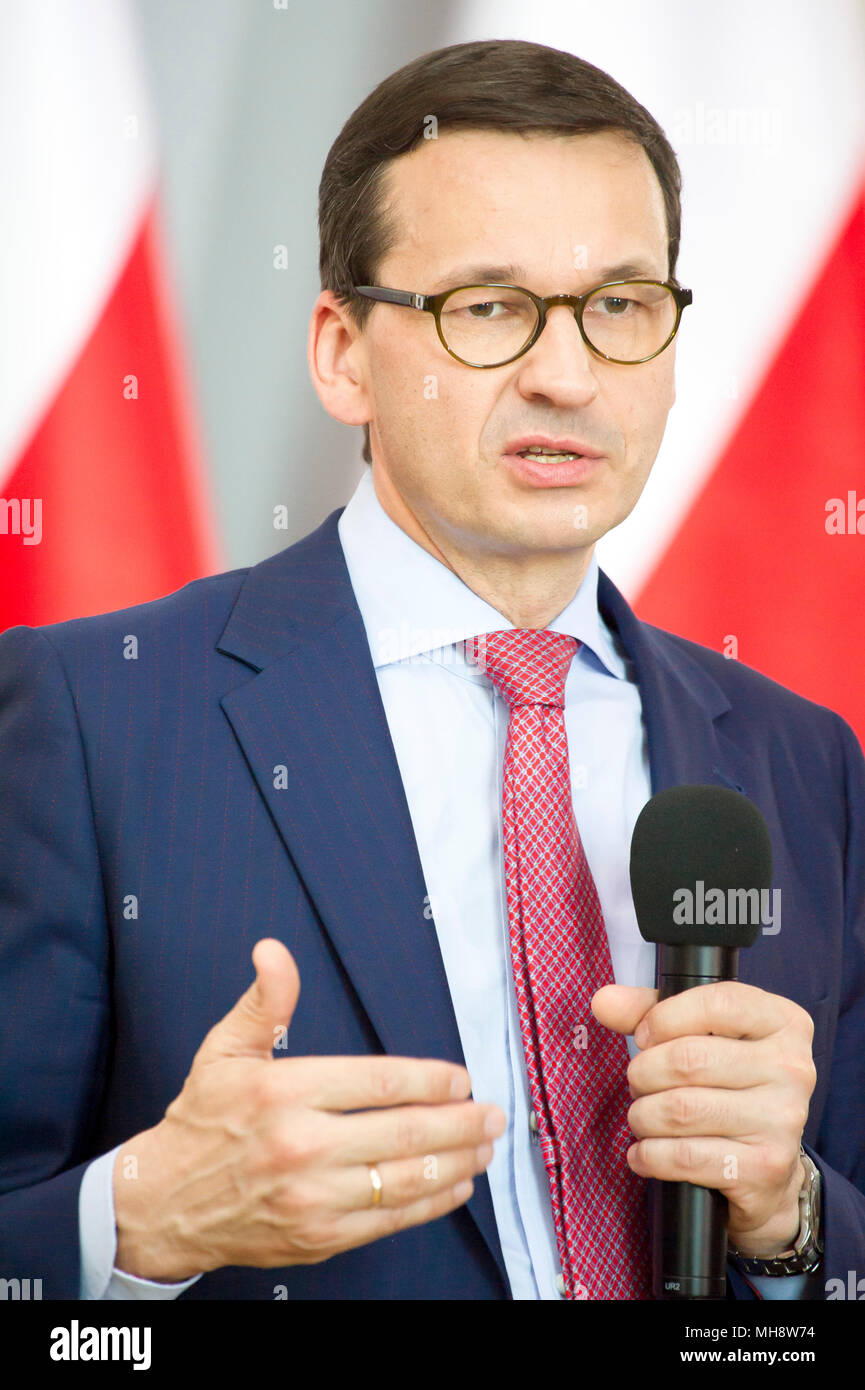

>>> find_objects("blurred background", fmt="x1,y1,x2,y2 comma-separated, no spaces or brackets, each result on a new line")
2,0,864,742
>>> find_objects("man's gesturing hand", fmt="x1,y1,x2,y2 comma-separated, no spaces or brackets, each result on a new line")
592,981,817,1259
113,939,505,1282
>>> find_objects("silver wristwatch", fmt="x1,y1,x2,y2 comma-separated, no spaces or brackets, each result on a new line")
727,1148,823,1276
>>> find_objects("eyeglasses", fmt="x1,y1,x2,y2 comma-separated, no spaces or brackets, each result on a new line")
352,279,692,368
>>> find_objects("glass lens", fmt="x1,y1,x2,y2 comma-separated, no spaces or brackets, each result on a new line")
439,286,538,364
581,282,676,361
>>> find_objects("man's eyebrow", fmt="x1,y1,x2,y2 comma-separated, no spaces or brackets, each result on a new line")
593,260,665,282
425,259,665,292
427,263,529,291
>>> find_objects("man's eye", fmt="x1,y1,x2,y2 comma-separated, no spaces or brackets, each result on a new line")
465,300,506,318
594,295,638,315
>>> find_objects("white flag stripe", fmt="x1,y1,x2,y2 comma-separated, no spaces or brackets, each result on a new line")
446,0,865,592
0,0,156,487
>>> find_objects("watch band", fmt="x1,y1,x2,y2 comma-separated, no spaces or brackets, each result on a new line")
727,1148,823,1277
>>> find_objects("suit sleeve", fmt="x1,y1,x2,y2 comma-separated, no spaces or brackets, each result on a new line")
0,624,111,1299
804,713,865,1296
728,711,865,1303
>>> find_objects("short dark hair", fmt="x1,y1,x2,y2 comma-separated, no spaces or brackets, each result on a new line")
318,39,683,463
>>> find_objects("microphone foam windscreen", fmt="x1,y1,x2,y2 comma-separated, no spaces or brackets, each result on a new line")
629,784,773,947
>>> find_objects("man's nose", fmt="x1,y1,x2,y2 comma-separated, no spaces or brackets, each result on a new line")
513,304,599,406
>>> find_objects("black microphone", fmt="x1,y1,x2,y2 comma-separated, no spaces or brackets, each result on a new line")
628,784,772,1300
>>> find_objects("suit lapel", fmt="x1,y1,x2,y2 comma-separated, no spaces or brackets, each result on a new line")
598,571,753,798
216,510,507,1286
598,570,770,991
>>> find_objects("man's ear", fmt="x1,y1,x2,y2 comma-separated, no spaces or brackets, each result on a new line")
307,290,372,429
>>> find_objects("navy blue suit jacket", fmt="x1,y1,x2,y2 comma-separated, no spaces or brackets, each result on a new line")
1,508,864,1300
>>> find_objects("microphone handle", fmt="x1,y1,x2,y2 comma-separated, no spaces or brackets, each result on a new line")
650,943,739,1300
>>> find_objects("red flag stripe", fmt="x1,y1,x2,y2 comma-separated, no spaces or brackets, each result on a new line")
0,198,221,630
635,180,865,749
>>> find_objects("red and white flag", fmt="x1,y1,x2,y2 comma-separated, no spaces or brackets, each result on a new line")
0,0,221,630
453,1,865,748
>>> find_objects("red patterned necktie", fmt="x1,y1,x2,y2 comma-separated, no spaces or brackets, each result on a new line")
475,628,651,1299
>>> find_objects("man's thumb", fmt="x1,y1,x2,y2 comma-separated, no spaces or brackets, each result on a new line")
198,938,301,1061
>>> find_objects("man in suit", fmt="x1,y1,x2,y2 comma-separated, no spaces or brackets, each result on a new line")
1,39,863,1302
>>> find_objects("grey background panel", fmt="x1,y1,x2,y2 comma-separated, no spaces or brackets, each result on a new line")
132,0,458,565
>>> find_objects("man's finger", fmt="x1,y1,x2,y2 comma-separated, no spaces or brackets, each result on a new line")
287,1053,473,1111
627,1036,781,1097
632,981,807,1050
320,1143,493,1213
627,1082,780,1138
626,1136,800,1198
319,1176,479,1258
197,938,301,1063
591,984,657,1035
327,1098,506,1164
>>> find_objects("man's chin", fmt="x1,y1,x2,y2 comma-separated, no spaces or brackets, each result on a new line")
466,511,607,558
505,490,616,546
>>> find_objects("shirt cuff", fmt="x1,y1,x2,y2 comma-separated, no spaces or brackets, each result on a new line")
740,1270,820,1300
79,1144,202,1299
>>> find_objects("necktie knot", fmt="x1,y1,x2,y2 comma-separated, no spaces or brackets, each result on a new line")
475,629,579,710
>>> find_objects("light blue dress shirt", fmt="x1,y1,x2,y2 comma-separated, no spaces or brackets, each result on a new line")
78,469,805,1299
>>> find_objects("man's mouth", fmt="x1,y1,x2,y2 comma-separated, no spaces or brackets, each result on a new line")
501,441,603,488
516,446,582,463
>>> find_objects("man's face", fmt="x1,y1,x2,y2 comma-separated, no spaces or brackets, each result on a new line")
353,128,677,561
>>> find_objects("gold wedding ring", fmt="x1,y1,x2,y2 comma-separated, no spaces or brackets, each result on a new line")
368,1164,383,1207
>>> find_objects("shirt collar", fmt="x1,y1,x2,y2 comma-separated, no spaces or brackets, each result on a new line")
337,468,626,679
